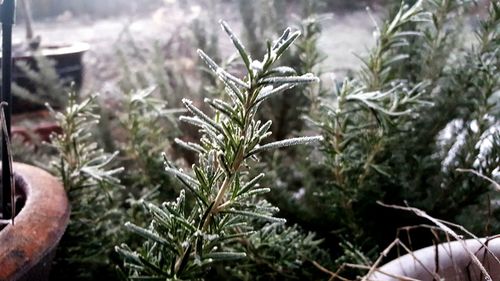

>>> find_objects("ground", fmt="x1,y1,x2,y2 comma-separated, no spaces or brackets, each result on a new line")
12,2,378,100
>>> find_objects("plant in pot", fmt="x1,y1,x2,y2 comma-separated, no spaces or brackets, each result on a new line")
0,1,70,280
372,3,500,278
365,202,500,281
312,0,500,279
7,0,89,149
11,0,89,114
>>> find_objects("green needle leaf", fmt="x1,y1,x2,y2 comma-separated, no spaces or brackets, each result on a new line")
220,20,252,72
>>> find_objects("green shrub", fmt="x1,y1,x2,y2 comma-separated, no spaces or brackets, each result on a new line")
238,0,328,140
116,20,328,280
48,93,124,280
19,1,499,279
45,90,181,280
12,55,69,110
315,0,499,260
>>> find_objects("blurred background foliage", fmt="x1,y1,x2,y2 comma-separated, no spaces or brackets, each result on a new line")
17,0,162,19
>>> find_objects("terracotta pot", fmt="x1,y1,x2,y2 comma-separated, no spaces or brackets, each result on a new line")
368,237,500,281
0,163,69,281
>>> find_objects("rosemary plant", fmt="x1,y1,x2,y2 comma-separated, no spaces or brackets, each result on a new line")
118,86,179,192
239,0,328,140
116,20,323,279
317,0,431,243
236,1,331,247
115,87,184,232
222,223,330,281
48,93,124,280
359,0,431,91
398,0,469,83
315,0,499,263
115,26,192,107
12,55,68,110
427,0,500,225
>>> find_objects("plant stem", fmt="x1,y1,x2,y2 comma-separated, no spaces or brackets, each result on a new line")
202,93,251,230
19,0,34,41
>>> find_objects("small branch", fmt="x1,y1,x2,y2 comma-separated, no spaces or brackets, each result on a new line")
377,201,496,280
310,260,336,281
248,135,323,155
456,168,500,191
336,262,422,281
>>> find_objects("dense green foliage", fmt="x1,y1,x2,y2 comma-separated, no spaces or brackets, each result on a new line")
12,55,69,110
48,94,124,280
238,0,327,140
46,89,184,280
116,20,327,280
308,0,499,263
8,0,499,280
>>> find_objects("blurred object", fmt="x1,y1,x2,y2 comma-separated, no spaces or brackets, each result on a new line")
9,42,89,113
12,109,61,143
18,0,162,20
7,0,90,114
19,0,38,49
369,238,500,280
56,11,74,23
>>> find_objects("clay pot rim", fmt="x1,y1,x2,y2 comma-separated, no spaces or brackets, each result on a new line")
0,162,70,280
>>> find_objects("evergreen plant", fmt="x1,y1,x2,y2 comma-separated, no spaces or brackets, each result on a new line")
116,20,327,280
